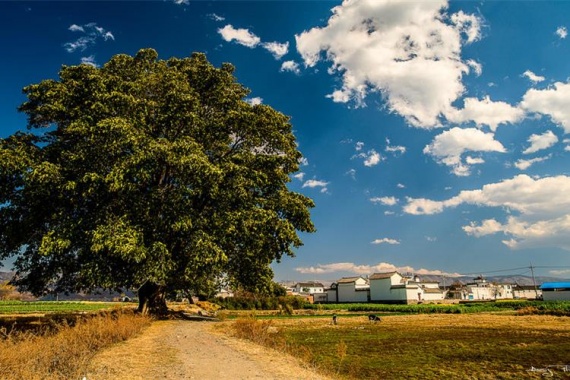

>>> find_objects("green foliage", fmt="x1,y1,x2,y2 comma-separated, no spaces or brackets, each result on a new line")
0,301,118,314
303,300,570,315
0,49,315,298
212,294,307,311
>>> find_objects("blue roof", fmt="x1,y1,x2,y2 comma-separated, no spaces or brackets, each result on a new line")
540,282,570,290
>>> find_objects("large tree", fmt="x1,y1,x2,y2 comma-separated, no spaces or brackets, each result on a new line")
0,49,315,313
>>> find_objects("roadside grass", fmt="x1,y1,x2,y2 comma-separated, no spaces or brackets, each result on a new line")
0,308,151,380
229,313,570,379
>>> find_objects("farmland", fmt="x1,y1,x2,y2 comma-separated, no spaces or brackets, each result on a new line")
0,300,122,314
226,308,570,379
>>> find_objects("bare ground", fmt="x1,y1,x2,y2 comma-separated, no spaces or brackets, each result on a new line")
85,319,334,380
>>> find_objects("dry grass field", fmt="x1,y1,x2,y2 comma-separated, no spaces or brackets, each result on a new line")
227,312,570,379
0,309,151,380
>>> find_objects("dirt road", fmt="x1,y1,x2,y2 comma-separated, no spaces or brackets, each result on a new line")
86,320,334,380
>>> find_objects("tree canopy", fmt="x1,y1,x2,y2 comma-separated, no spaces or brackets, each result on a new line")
0,49,315,309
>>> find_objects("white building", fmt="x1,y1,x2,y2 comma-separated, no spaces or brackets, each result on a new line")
369,272,444,303
293,281,325,295
329,276,369,303
513,284,541,299
540,282,570,301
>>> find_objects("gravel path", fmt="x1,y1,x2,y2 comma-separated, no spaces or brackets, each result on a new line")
86,320,334,380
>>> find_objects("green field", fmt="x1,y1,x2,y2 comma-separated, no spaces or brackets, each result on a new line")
0,300,122,314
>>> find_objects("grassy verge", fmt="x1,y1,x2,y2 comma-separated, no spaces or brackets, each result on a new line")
0,309,151,380
229,313,570,379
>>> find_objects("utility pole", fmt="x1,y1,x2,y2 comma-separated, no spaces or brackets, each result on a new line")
529,262,539,299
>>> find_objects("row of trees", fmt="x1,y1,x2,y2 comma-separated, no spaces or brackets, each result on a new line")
0,49,315,314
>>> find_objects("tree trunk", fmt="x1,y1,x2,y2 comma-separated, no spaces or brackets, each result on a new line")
137,280,168,315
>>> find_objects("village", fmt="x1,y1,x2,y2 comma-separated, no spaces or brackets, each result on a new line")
281,271,570,304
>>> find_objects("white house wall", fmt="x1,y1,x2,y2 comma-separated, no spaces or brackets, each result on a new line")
337,284,369,302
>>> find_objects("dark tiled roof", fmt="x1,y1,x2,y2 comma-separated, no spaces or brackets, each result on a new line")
369,272,398,280
295,281,324,287
337,276,363,284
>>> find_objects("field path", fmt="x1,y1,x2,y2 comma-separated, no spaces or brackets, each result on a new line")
86,319,334,380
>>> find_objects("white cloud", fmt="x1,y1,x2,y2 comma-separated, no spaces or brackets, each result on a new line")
371,238,400,245
445,96,525,132
514,155,551,170
522,130,558,154
423,127,506,176
172,0,190,4
355,141,365,151
280,60,301,75
556,26,568,39
425,236,437,242
345,168,356,180
302,179,329,193
262,41,289,59
292,172,305,181
218,25,260,48
521,82,570,133
353,149,382,167
299,157,309,166
295,261,461,276
68,24,84,32
404,174,570,251
245,97,263,106
397,183,405,189
370,196,398,206
295,0,482,128
466,59,482,76
522,70,545,84
208,13,225,22
465,156,484,165
64,23,114,53
385,138,406,155
80,55,97,67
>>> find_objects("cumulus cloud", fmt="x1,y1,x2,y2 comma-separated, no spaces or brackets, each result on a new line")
295,0,482,128
370,196,398,206
262,41,289,59
556,26,567,39
64,23,114,53
245,97,263,106
218,25,260,48
514,155,551,170
218,24,289,60
295,261,461,276
404,174,570,251
423,127,506,176
371,238,400,245
280,60,301,74
522,130,558,154
521,82,570,133
445,96,525,132
353,149,382,167
522,70,545,84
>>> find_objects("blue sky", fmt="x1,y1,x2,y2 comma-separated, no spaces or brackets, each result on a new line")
2,1,570,282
